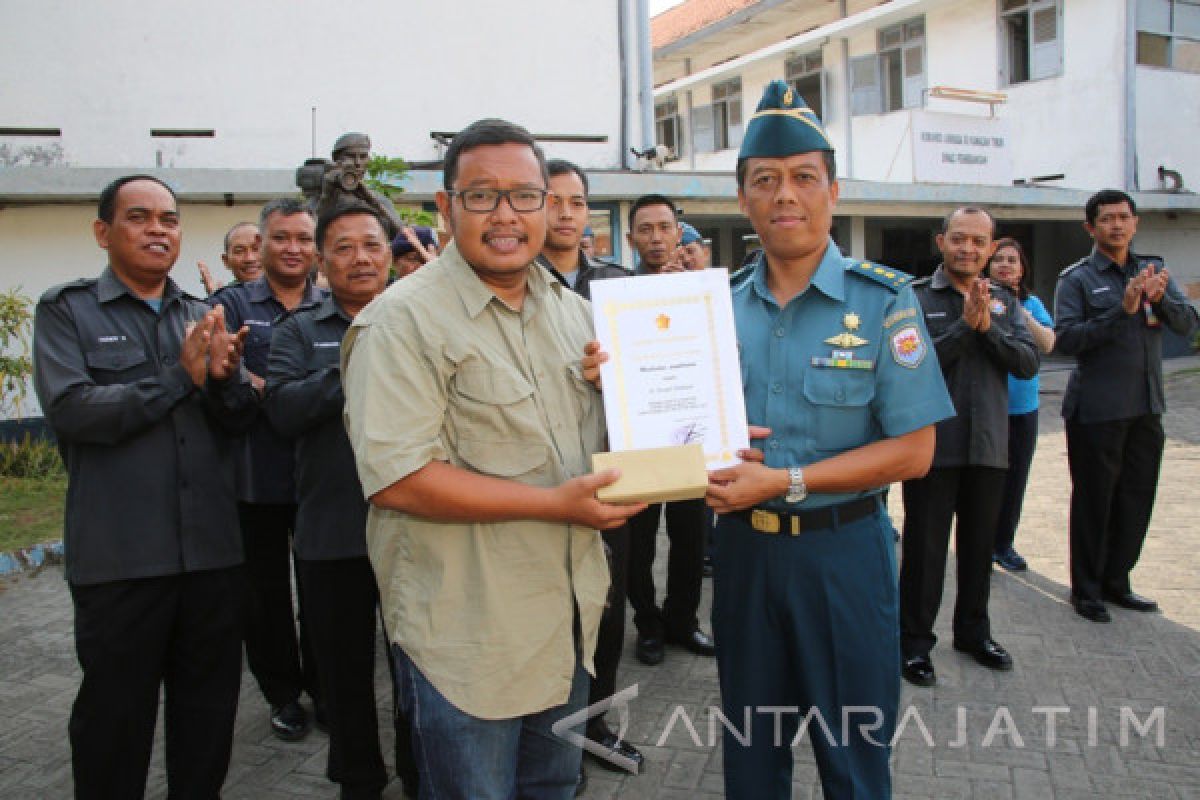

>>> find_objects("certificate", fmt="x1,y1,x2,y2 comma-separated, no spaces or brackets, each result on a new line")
590,270,749,503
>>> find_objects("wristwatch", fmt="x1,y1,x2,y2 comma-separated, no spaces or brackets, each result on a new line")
784,467,807,504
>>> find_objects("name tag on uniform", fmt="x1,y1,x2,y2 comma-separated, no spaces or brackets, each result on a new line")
925,311,947,318
313,341,339,348
1091,286,1111,294
245,319,271,326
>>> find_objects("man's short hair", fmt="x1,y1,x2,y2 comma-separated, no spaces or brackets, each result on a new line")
1085,189,1136,225
315,203,388,251
258,198,314,231
628,194,678,230
222,221,258,253
97,174,177,224
943,206,996,237
735,151,837,190
546,158,589,196
443,119,548,191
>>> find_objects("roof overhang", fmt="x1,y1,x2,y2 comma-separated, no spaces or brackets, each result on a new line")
654,0,957,98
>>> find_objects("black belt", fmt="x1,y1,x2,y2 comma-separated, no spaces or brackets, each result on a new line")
727,496,881,535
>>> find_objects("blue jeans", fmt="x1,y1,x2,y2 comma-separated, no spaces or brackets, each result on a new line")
393,646,587,800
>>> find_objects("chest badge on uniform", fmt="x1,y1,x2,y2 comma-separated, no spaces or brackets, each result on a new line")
989,299,1005,315
890,325,926,369
823,312,868,349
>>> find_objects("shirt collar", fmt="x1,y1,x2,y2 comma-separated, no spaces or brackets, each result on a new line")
930,265,954,290
97,266,184,306
312,294,348,322
444,240,556,318
749,236,845,305
1087,247,1131,272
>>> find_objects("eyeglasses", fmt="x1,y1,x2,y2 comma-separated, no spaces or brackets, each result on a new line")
450,188,548,213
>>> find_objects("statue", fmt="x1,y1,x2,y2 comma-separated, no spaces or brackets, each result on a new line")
297,132,403,239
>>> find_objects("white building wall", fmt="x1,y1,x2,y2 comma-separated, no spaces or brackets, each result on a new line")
1135,67,1200,192
1,0,627,170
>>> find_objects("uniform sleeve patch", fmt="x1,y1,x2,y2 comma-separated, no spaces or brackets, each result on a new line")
890,324,927,368
883,307,916,328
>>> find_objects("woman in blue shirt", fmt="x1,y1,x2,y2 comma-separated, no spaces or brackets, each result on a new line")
988,238,1056,571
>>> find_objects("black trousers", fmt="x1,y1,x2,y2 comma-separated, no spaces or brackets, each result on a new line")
296,556,417,796
627,498,705,639
589,524,629,720
238,502,316,709
994,410,1039,554
1065,414,1164,602
69,567,243,800
899,466,1006,658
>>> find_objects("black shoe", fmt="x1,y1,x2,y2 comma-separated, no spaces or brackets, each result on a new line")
270,700,312,742
314,704,329,734
635,633,664,665
901,655,936,687
993,547,1028,572
702,555,713,577
586,721,644,773
1103,590,1159,612
665,627,716,657
575,765,587,797
953,638,1013,671
1071,593,1111,623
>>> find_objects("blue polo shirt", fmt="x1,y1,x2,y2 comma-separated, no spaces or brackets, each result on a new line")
1008,294,1052,415
733,239,954,509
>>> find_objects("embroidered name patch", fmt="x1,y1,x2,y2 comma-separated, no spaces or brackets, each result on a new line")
890,325,926,369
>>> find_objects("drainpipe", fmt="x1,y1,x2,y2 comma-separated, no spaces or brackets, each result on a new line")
618,0,631,169
1124,0,1138,190
840,0,853,180
637,0,656,151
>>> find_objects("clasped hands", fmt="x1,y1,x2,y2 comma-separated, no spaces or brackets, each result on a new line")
180,305,249,386
961,278,993,333
1122,264,1170,314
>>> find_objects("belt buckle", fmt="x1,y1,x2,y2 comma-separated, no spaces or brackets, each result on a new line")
750,509,780,534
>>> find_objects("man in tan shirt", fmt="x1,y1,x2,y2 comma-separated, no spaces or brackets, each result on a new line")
343,118,645,800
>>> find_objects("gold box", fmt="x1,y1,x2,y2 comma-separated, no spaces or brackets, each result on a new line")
591,443,709,504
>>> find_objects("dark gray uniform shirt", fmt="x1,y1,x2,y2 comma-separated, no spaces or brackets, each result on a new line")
33,268,256,585
208,277,324,504
913,266,1039,469
263,296,364,560
536,252,631,301
1054,248,1198,423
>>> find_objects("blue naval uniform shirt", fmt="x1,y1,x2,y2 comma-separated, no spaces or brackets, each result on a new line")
733,238,955,510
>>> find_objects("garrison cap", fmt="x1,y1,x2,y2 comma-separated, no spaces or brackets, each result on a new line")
391,225,437,258
680,222,702,246
738,79,833,160
332,132,371,159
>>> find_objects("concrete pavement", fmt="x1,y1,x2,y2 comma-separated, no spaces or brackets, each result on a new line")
1,359,1198,799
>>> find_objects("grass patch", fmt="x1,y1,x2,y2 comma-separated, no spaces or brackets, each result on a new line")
0,476,66,552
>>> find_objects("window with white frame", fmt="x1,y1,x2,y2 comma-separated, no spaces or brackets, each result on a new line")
655,96,682,158
851,18,926,115
691,77,743,153
999,0,1063,84
785,50,825,122
1137,0,1200,73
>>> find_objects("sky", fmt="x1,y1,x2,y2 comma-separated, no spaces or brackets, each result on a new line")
649,0,684,17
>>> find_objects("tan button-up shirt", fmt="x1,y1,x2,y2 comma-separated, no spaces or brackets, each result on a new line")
342,241,610,720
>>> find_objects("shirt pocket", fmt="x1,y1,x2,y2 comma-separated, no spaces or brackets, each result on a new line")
802,368,876,454
1083,286,1119,313
456,437,552,482
449,366,544,445
306,343,341,373
84,343,151,383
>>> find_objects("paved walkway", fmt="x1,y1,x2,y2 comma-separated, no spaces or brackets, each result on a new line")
2,359,1198,799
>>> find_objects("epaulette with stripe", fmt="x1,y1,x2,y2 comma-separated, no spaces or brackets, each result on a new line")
846,261,912,293
39,278,94,303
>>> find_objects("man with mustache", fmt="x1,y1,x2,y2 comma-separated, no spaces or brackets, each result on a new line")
209,198,325,742
1054,189,1198,622
342,118,645,799
899,206,1039,687
33,174,254,798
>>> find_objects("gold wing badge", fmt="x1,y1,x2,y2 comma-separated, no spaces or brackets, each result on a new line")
823,312,868,348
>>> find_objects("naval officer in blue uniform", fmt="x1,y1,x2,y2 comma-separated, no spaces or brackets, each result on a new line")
705,81,955,799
